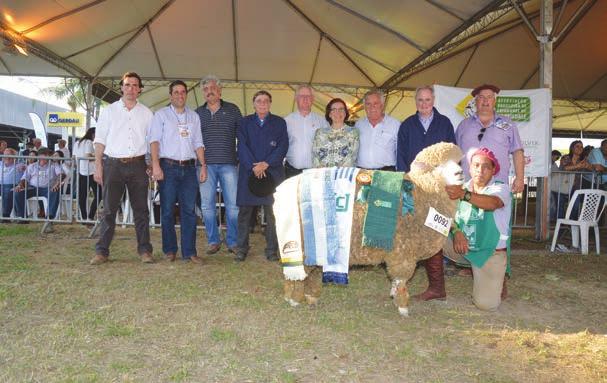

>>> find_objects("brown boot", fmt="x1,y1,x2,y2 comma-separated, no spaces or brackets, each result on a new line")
413,251,446,301
501,277,508,301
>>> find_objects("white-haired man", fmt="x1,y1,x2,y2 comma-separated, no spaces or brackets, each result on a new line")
284,85,328,178
355,89,400,171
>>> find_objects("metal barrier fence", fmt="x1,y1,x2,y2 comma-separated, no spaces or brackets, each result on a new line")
512,170,606,228
0,153,75,232
2,152,604,233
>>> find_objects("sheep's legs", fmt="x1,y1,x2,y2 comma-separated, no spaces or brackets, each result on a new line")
284,280,305,307
387,261,417,317
303,266,322,305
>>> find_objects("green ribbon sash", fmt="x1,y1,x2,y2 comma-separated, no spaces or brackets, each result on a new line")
362,171,403,251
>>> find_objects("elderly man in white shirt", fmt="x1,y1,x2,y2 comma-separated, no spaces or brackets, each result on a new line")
284,85,328,178
355,89,400,171
90,72,154,265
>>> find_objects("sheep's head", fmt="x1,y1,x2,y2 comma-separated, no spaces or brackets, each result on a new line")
408,143,464,193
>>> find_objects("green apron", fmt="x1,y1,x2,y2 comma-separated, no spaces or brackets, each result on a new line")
455,190,511,275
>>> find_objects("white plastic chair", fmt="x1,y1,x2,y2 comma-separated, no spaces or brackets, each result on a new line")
27,195,48,218
551,189,607,255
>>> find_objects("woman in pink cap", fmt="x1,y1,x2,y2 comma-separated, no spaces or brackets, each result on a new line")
445,147,511,311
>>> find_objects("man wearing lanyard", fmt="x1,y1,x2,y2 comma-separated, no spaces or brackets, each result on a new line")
355,89,400,171
90,72,154,265
150,80,207,263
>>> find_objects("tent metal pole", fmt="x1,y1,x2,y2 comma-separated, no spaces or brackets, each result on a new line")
86,79,93,130
536,0,553,241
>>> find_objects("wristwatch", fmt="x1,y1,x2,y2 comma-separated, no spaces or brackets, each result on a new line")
463,190,472,202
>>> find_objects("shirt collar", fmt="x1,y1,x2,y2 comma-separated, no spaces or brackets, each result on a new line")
203,99,224,110
417,110,434,123
473,113,496,127
120,98,139,110
170,104,188,115
256,113,270,126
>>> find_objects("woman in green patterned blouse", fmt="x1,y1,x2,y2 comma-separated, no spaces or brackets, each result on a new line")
312,98,360,168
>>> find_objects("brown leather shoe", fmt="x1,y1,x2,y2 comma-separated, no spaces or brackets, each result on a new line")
206,243,221,255
227,246,238,254
140,252,155,263
90,254,108,265
165,253,176,262
190,255,203,264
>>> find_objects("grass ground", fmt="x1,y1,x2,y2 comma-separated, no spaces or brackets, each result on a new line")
0,223,605,382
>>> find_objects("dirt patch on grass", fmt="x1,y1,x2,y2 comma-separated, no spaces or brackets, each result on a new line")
0,224,605,382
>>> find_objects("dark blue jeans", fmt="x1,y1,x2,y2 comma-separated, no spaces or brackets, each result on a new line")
159,160,199,258
14,186,60,219
1,184,16,217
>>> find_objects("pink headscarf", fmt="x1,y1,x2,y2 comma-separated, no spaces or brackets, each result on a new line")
471,147,500,175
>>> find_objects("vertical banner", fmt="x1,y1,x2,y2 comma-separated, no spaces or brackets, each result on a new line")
28,112,47,147
434,85,551,177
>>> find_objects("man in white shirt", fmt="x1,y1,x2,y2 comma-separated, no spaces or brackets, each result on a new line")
355,89,400,171
90,72,155,265
284,85,328,177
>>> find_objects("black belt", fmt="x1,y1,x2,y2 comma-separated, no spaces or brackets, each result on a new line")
106,155,145,163
366,165,396,171
161,158,196,166
285,161,303,171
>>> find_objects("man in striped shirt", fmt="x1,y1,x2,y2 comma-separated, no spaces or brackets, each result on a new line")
196,75,242,255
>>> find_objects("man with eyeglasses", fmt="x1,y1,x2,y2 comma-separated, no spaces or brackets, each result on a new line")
396,85,456,301
355,89,400,171
284,85,328,178
150,80,207,264
455,84,524,193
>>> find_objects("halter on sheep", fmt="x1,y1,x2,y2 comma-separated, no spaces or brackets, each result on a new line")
274,142,464,316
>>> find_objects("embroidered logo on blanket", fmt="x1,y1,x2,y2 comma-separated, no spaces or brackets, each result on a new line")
282,241,300,254
336,194,351,212
373,199,393,208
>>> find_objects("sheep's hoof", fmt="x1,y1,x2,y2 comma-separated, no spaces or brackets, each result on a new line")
304,294,319,306
285,297,300,307
398,307,409,317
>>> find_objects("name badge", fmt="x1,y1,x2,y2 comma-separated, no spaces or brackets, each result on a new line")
424,207,451,237
178,123,189,138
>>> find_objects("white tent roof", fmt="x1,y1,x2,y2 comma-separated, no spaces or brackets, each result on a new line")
1,0,605,134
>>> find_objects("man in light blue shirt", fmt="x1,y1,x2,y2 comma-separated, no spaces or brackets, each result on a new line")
588,139,607,188
150,80,207,263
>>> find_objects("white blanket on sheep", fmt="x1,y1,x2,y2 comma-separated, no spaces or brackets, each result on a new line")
300,168,339,266
274,176,306,280
322,167,359,284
